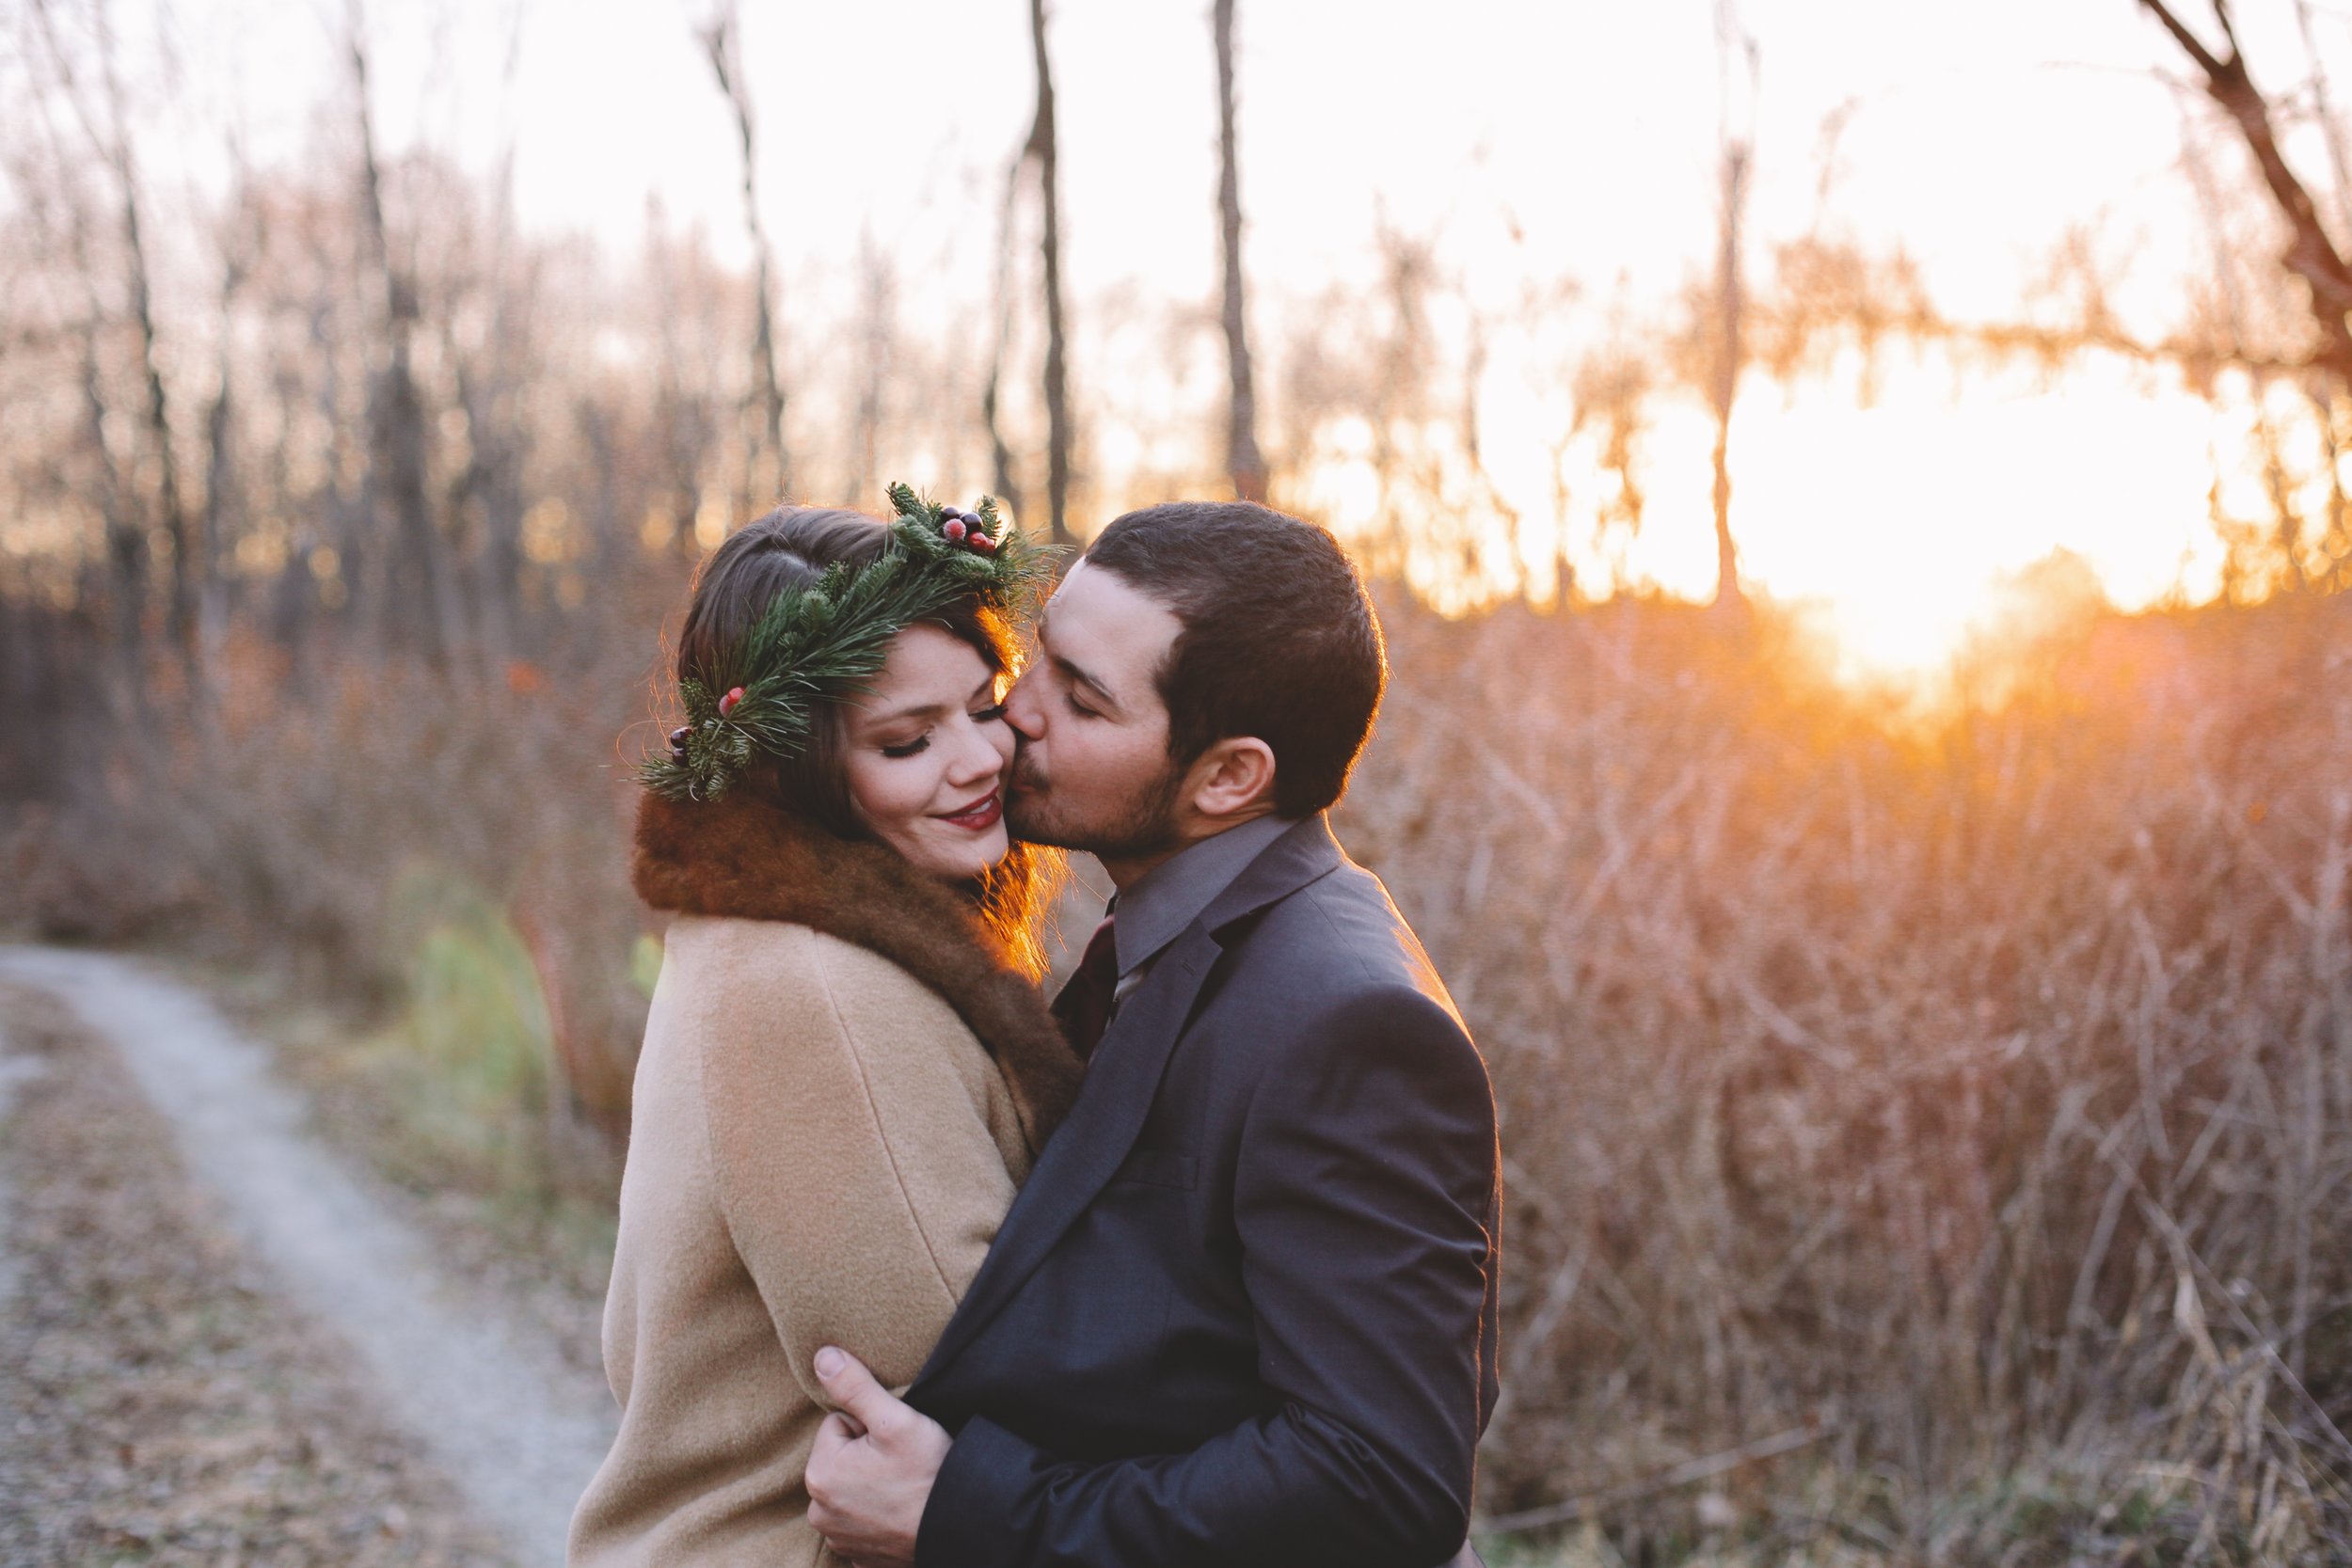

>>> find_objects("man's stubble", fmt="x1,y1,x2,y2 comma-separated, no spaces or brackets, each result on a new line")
1007,744,1187,865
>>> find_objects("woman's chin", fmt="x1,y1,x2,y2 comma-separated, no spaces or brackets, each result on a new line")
965,820,1013,873
910,821,1010,881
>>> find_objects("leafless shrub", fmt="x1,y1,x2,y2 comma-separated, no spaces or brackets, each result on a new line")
1340,591,2352,1559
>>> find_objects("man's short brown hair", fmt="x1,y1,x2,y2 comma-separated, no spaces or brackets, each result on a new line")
1082,501,1385,817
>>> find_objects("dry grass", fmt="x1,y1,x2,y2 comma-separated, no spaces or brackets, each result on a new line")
5,588,2349,1563
1343,593,2352,1561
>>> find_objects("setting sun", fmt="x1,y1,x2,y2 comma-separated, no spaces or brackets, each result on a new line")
1727,353,2228,681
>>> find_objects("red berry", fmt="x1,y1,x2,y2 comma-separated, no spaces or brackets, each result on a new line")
943,518,967,542
719,686,744,717
968,532,996,554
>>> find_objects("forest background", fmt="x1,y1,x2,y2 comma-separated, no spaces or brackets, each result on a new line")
4,0,2352,1561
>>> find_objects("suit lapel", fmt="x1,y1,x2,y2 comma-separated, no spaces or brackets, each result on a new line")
914,815,1349,1390
915,926,1219,1384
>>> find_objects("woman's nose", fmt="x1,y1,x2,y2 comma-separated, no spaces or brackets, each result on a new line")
946,721,1002,787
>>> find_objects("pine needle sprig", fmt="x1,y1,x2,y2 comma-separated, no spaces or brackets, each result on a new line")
638,483,1055,801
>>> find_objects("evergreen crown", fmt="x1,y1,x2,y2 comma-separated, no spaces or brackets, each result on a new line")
640,483,1049,802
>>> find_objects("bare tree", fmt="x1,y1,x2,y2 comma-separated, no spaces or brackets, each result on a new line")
453,0,532,659
1572,333,1652,591
93,4,192,664
19,29,143,664
644,204,722,558
700,3,788,510
348,0,461,665
199,162,260,678
2293,0,2352,238
1214,0,1266,503
2140,0,2352,382
981,155,1028,524
846,227,895,502
32,0,198,668
1707,0,1756,616
1027,0,1073,547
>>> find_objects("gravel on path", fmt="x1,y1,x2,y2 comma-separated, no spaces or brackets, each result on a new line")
0,983,516,1565
0,949,619,1567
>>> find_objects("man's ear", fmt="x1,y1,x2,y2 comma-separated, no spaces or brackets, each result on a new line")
1184,736,1278,821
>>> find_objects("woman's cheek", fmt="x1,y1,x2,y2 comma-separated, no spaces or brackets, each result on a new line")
850,752,924,840
894,753,946,827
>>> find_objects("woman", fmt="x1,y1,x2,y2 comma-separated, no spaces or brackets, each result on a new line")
568,494,1082,1567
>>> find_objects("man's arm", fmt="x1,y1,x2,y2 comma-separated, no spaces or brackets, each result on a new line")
916,985,1499,1568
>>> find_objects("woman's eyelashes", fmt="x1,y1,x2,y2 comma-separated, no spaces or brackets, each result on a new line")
879,704,1009,758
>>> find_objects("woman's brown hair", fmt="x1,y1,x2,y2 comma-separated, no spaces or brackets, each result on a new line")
674,505,1063,975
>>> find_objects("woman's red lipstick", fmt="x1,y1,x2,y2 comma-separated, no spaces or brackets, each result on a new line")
939,790,1003,832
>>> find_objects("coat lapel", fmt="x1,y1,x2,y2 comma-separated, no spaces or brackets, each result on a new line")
915,927,1217,1386
914,816,1346,1388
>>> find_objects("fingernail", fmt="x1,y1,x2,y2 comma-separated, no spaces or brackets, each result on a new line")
816,1346,844,1377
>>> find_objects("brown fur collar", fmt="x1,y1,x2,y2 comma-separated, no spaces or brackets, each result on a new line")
632,789,1081,1149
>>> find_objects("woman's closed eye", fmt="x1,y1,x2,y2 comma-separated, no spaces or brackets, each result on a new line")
880,704,1008,758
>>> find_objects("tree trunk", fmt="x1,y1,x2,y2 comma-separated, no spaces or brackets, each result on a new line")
1214,0,1266,503
349,1,460,665
847,229,894,504
1709,141,1748,614
1708,0,1754,616
31,0,182,669
103,85,193,666
199,185,253,684
1029,0,1073,547
75,310,144,662
646,213,718,560
466,40,531,661
2293,0,2352,242
2141,0,2352,382
701,6,788,512
982,155,1028,526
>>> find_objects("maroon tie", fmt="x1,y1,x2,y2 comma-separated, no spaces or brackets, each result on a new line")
1053,914,1120,1060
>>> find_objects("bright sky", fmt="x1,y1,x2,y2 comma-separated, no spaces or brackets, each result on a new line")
56,0,2352,674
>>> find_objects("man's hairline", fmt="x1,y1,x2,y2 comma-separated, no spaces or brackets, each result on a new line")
1073,552,1202,716
1052,552,1201,725
1082,529,1376,816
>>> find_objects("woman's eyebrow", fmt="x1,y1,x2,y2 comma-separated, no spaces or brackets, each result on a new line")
857,698,950,730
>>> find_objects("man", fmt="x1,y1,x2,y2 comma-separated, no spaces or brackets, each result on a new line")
805,501,1501,1568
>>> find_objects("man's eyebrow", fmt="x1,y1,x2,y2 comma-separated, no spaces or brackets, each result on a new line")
1053,653,1121,715
1037,610,1123,714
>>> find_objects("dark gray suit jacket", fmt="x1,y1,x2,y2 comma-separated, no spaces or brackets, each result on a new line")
908,815,1502,1568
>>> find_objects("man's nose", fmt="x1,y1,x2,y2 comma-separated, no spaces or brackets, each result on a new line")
1004,668,1046,741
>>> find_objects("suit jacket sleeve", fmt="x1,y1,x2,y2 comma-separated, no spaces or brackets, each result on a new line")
700,930,1021,1397
916,984,1499,1568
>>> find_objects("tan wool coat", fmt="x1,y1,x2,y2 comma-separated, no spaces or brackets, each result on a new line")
567,793,1081,1568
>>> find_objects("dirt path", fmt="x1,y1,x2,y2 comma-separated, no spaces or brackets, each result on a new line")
0,948,618,1566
